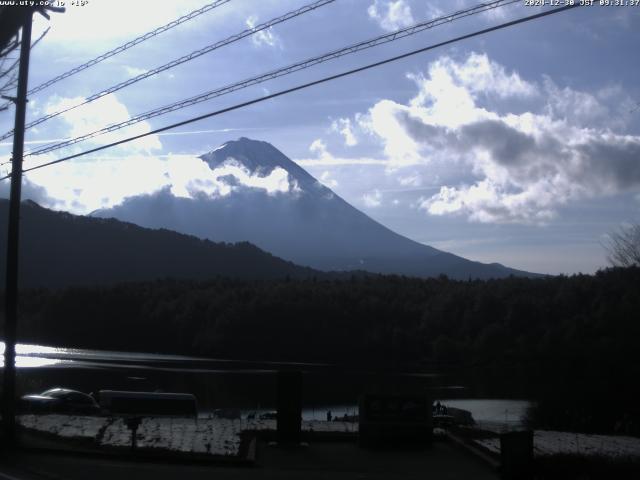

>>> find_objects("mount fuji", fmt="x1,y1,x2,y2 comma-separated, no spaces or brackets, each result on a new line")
93,137,536,279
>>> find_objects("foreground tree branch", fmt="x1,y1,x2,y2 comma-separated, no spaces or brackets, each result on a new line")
605,223,640,267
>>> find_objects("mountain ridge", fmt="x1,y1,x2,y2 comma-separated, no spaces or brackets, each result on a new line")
92,137,539,279
0,199,320,289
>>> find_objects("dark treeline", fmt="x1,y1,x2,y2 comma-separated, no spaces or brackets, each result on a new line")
2,267,639,435
0,200,320,289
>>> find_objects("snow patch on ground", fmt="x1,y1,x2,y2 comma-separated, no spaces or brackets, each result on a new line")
17,415,357,457
18,414,105,439
475,430,640,459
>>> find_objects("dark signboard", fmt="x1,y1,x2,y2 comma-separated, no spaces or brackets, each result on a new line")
500,430,533,480
363,396,429,422
359,394,432,448
277,370,302,445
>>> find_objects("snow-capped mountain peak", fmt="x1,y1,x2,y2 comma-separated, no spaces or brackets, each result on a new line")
200,137,318,192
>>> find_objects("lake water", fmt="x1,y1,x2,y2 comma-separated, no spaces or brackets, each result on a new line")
0,341,323,371
234,399,531,427
442,398,531,431
1,341,532,426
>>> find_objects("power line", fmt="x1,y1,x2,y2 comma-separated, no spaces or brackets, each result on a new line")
29,0,231,96
0,36,19,58
0,3,580,182
24,0,520,157
8,0,515,155
30,26,50,50
0,0,232,113
0,0,336,141
0,57,20,81
0,28,50,83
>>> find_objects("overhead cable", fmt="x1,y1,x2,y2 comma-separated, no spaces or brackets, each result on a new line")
0,0,336,141
0,3,580,182
25,0,520,156
28,0,232,96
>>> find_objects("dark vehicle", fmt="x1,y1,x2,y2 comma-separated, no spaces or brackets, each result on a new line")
20,388,100,415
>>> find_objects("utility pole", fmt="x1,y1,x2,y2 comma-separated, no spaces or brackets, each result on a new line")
2,9,33,449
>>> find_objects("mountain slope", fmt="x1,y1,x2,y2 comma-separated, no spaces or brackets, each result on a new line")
0,199,318,288
93,137,538,279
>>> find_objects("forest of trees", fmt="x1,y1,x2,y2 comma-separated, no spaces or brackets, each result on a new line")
1,266,639,435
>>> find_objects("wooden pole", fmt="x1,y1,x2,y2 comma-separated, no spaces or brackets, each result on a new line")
2,9,33,449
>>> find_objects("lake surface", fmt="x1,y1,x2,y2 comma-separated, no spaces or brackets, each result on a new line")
442,398,531,431
2,342,531,423
0,341,327,371
234,399,531,427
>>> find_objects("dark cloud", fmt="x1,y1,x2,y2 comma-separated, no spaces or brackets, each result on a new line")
459,120,537,167
393,99,640,223
394,110,447,147
0,177,58,208
577,139,640,191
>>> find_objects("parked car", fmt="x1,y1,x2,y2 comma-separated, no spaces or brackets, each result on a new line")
20,388,100,415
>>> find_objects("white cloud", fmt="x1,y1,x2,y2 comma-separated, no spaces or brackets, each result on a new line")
542,79,635,131
30,0,214,44
297,139,386,166
207,159,293,196
479,1,511,21
123,66,148,77
25,155,178,214
438,53,537,99
246,15,280,48
362,189,383,208
320,170,339,188
17,153,298,215
331,118,358,146
367,0,414,32
43,94,161,153
357,54,531,165
297,157,388,167
309,138,328,157
358,100,422,166
398,174,422,187
0,128,250,148
425,4,444,21
357,52,640,224
4,93,165,212
10,97,296,214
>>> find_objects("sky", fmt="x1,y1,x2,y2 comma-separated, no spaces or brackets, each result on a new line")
0,0,639,275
